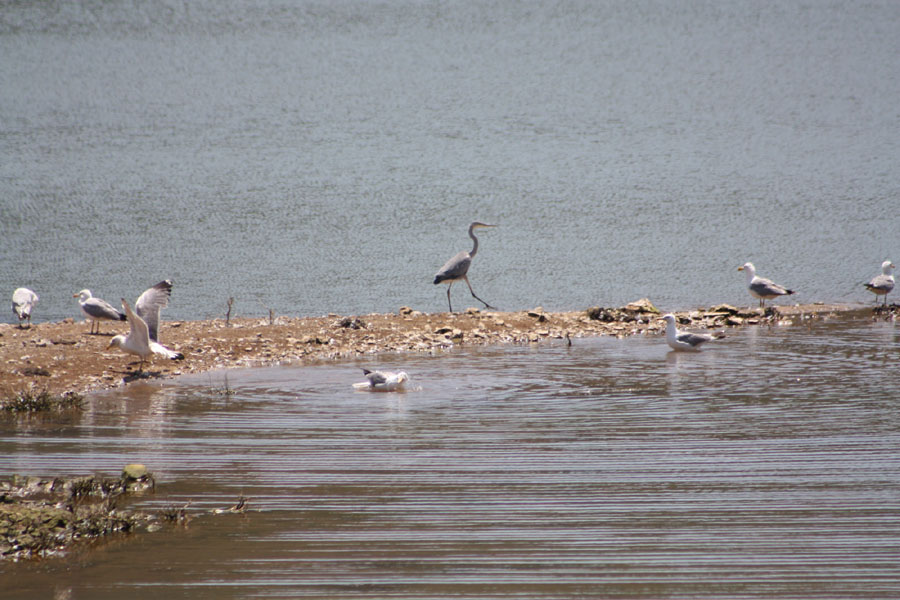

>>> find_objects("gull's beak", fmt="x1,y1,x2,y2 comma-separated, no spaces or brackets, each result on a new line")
737,266,744,271
72,293,79,298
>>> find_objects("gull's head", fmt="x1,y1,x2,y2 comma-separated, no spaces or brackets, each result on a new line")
738,262,756,276
397,372,410,384
108,335,125,350
882,260,895,274
74,289,92,301
662,314,676,325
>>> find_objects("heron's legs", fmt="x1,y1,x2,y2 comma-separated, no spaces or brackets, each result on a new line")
446,283,454,313
463,276,494,310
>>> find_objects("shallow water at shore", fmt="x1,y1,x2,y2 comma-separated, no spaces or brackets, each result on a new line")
2,313,899,598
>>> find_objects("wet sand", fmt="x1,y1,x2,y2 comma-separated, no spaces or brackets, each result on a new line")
1,301,883,400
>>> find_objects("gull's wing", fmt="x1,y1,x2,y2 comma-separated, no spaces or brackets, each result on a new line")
121,298,150,349
82,297,125,321
750,276,792,297
135,280,173,342
866,274,895,293
363,369,388,385
677,331,714,347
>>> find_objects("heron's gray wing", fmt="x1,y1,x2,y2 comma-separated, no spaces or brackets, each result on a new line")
363,369,388,385
750,276,791,297
82,297,125,321
135,280,173,342
434,251,472,283
677,331,713,347
866,274,895,293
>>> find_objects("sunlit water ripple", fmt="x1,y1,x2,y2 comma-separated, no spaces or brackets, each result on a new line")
2,314,899,598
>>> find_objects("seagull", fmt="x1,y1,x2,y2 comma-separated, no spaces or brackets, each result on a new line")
352,369,410,391
737,262,795,308
864,260,895,305
12,288,38,327
433,221,497,313
74,289,126,334
662,314,721,352
108,280,183,371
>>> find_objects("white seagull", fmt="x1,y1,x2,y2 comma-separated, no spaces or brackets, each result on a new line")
12,288,38,327
74,289,126,334
352,369,410,392
864,260,895,305
108,280,183,371
738,262,795,308
662,314,721,352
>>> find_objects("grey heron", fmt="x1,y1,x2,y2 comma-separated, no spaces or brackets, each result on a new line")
75,289,126,334
738,262,795,308
433,221,497,313
864,260,895,305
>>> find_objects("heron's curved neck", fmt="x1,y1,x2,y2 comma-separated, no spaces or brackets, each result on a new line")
468,225,479,258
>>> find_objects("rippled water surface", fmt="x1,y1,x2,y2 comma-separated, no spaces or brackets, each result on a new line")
2,313,899,598
2,0,900,322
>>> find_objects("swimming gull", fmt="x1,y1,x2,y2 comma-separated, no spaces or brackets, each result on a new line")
108,281,183,371
433,221,497,313
864,260,895,305
662,314,721,352
74,289,126,334
352,369,410,391
12,288,38,327
737,262,795,308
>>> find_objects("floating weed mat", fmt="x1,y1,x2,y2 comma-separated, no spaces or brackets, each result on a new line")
0,389,84,413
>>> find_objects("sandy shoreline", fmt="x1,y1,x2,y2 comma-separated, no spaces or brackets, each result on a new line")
0,301,889,399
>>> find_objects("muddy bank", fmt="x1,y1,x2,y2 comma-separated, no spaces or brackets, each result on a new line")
0,468,158,561
0,301,893,399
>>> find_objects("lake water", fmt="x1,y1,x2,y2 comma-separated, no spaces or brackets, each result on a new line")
2,312,899,598
2,2,900,598
1,0,899,324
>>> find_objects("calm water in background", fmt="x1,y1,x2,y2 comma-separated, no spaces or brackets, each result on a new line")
2,0,899,323
2,2,900,598
1,314,899,598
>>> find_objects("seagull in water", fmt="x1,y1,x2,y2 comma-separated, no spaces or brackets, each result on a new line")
433,221,497,313
12,288,38,328
108,280,183,371
74,289,126,334
662,314,721,352
352,369,410,392
864,260,895,305
738,262,795,308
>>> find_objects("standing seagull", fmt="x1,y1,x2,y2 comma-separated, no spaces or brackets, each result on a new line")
108,280,183,371
864,260,895,305
433,221,497,313
11,288,38,328
662,314,721,352
737,262,795,308
74,289,126,334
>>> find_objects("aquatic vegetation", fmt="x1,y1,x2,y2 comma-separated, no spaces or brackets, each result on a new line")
0,389,84,413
